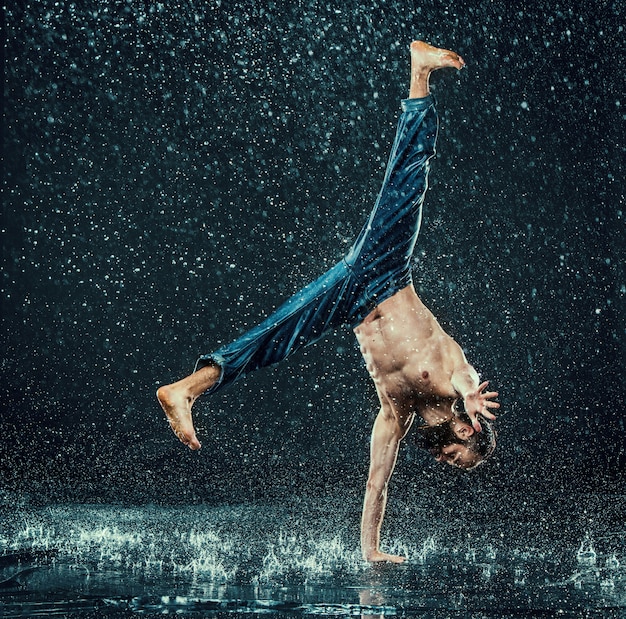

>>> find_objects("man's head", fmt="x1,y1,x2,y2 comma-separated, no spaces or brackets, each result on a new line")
414,407,496,470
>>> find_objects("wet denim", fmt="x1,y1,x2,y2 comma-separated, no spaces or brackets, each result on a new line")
196,95,438,394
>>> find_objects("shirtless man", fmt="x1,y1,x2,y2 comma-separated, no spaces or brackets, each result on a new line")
157,41,499,563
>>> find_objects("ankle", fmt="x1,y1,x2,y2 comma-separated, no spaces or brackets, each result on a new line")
409,69,430,98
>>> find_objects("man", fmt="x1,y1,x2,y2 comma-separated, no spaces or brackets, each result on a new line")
157,41,499,563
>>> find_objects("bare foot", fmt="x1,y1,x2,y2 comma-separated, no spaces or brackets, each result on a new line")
408,41,465,98
410,40,465,71
157,384,202,450
156,364,221,450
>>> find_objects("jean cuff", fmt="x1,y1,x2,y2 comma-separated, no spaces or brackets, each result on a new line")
401,94,435,112
194,353,225,394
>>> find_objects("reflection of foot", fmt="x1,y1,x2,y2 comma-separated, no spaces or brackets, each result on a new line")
410,40,465,72
157,385,202,450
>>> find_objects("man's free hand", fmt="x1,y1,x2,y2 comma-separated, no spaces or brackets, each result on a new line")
463,381,499,432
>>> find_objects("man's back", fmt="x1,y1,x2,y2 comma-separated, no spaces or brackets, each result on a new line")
354,284,467,421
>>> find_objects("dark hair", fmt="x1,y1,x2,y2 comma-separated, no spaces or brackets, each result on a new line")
457,411,497,460
414,418,460,453
414,409,497,464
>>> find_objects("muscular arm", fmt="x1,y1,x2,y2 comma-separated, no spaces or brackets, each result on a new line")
361,406,411,563
451,362,480,398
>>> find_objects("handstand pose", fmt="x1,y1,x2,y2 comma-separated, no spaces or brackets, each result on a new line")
158,41,499,563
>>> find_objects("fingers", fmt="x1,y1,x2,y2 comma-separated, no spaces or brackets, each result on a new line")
470,415,482,433
381,553,406,564
483,391,500,419
472,403,498,429
466,382,500,431
367,551,406,563
478,402,499,424
470,407,498,431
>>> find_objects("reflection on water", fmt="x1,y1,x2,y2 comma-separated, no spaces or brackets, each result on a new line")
0,498,624,617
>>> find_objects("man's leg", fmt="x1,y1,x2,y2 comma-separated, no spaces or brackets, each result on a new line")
344,42,464,309
157,41,465,451
157,260,359,450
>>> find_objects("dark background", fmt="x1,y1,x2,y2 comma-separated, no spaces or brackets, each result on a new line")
2,0,624,508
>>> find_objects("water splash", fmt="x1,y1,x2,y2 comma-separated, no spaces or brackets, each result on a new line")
257,531,362,583
413,535,437,564
576,532,597,567
1,503,625,616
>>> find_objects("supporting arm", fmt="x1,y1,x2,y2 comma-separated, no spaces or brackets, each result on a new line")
360,407,409,563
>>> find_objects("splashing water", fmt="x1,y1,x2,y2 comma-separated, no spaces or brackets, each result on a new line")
1,501,625,617
576,531,597,567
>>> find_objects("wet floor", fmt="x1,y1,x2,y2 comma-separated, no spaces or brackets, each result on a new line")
1,493,624,617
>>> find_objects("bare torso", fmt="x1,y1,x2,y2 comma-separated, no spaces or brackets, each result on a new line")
354,284,467,425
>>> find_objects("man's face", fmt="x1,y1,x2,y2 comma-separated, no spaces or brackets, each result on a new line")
415,414,490,469
434,443,481,469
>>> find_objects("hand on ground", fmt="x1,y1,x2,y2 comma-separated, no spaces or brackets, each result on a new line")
366,550,406,564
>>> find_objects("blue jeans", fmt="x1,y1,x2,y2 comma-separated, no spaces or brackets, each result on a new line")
196,95,438,394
